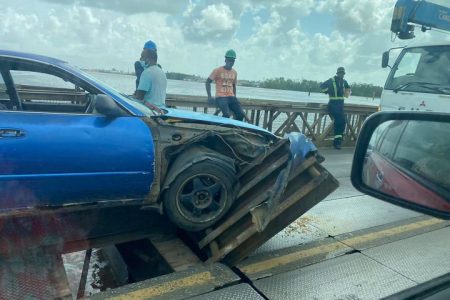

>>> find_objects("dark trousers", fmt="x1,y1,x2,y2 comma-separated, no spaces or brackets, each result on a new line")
216,96,245,121
328,100,345,140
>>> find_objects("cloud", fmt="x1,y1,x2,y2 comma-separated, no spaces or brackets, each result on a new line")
317,0,394,34
40,0,187,14
181,2,239,42
2,0,448,87
0,3,183,72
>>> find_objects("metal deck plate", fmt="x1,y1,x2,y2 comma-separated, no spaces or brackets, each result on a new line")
302,195,421,236
323,177,364,201
336,215,450,251
0,251,71,299
252,216,328,255
238,237,352,280
190,283,264,300
254,253,416,300
364,227,450,284
92,263,239,300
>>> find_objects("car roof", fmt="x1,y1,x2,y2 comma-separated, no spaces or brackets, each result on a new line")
404,42,450,48
0,49,67,65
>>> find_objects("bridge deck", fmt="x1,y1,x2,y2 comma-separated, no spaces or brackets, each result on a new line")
3,148,450,299
93,147,450,299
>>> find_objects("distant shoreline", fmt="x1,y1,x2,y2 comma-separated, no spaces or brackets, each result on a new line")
83,69,382,99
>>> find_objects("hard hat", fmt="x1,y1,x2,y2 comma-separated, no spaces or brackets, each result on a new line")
143,40,157,51
337,67,345,74
225,49,236,59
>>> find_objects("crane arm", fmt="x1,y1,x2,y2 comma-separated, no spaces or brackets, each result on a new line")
391,0,450,39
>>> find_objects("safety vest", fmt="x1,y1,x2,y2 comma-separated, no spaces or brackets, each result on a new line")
329,77,345,101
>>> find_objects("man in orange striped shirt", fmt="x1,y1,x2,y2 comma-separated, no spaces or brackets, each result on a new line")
205,49,245,121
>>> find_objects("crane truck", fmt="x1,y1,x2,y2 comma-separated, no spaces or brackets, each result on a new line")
381,0,450,111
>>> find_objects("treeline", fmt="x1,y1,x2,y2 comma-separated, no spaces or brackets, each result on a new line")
166,72,203,81
241,77,383,98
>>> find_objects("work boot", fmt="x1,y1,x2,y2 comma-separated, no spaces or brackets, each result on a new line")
333,138,342,150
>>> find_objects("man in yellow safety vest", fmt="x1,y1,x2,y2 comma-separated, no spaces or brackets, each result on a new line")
320,67,351,150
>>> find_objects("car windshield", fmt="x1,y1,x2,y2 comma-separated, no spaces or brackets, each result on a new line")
72,65,162,117
385,46,450,94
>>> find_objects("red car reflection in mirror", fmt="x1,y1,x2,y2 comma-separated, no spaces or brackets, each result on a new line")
364,151,450,212
363,120,450,214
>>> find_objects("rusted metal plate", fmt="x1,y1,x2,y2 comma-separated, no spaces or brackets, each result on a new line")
0,249,72,299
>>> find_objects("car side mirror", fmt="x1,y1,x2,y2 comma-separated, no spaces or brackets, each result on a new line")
95,95,127,117
381,51,390,68
351,112,450,219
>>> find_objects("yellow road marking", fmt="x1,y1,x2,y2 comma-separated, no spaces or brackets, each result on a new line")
343,218,443,247
109,271,214,300
241,218,444,276
240,242,348,275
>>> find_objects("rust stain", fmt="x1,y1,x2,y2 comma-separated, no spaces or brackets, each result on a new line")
282,216,316,237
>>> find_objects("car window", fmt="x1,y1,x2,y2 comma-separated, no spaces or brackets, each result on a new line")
392,121,450,189
0,72,10,109
10,70,89,114
375,120,405,159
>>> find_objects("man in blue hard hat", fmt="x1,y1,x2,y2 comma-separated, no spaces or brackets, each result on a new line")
134,45,167,112
206,49,246,121
134,40,158,89
320,67,351,150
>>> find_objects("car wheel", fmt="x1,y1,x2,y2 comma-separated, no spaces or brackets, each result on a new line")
164,161,237,231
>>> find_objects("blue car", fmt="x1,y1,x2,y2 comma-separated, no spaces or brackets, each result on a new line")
0,50,319,231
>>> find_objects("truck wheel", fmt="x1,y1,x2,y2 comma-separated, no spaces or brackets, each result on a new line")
164,161,236,231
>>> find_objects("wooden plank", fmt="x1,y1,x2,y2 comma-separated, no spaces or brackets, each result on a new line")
198,192,268,249
263,110,269,128
148,233,202,272
255,110,261,126
238,153,289,197
206,225,258,263
238,138,289,178
222,171,336,265
298,112,316,138
199,157,315,250
345,115,358,140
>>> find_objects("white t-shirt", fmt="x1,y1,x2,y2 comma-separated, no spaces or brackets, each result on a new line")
137,65,167,106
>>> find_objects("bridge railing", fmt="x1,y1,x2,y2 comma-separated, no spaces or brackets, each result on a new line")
166,94,377,147
11,86,377,147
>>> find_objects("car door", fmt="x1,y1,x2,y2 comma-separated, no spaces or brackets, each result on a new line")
0,62,154,210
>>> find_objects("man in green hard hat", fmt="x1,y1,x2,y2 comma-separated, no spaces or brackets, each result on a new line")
205,49,246,121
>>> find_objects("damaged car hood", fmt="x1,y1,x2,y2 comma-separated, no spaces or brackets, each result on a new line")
160,108,273,134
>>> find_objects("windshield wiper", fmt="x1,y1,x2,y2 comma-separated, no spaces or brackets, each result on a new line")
393,82,448,94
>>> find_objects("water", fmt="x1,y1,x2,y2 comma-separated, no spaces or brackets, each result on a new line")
88,71,379,106
9,69,379,106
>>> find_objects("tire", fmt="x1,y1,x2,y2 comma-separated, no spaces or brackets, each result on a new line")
163,160,237,231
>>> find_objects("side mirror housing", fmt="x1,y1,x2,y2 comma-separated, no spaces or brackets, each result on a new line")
381,51,389,68
95,95,127,117
351,112,450,219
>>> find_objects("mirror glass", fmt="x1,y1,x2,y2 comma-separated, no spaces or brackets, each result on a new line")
363,120,450,211
381,51,389,68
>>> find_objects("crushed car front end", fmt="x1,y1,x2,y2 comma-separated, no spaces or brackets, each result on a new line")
140,109,337,263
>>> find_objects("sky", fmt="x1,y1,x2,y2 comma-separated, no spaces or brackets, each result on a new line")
1,0,450,86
